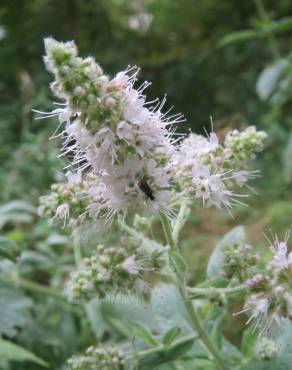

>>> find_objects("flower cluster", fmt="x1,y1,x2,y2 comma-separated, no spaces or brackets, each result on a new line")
38,38,267,228
38,171,92,227
239,235,292,333
175,126,266,209
67,346,125,370
38,38,183,226
221,242,259,281
224,126,267,163
66,243,162,302
254,337,278,360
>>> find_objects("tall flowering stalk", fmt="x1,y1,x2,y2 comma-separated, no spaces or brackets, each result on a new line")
36,38,292,370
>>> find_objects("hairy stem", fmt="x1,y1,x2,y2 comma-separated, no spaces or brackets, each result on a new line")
159,213,179,252
188,284,248,297
159,213,230,370
172,203,190,245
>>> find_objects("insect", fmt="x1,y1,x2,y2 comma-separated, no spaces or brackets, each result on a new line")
138,177,155,201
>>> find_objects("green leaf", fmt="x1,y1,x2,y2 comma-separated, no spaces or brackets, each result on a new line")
170,251,187,283
221,337,243,365
0,201,36,229
163,327,181,346
0,338,49,367
0,237,20,261
151,283,191,333
99,295,156,337
133,323,159,347
256,59,289,101
0,201,36,215
218,30,259,47
176,358,215,370
85,299,108,339
0,285,32,337
207,309,223,350
138,335,195,369
207,226,245,278
241,327,257,357
18,251,53,274
271,17,292,34
0,212,34,230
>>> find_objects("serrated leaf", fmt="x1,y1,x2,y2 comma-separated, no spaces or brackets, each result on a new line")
133,323,159,347
0,338,48,367
218,30,259,47
163,327,181,346
207,226,245,279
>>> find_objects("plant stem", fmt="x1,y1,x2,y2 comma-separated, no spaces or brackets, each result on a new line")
187,284,248,297
173,203,190,245
254,0,281,60
159,213,230,370
159,213,178,252
183,298,229,370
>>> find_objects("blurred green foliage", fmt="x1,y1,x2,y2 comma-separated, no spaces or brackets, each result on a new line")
1,0,292,369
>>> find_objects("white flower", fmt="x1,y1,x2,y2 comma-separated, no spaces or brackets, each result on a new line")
174,127,265,211
122,256,141,275
37,38,183,225
269,232,292,273
235,296,270,333
55,203,70,220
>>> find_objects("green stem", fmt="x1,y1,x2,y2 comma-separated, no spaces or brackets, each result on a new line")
172,203,190,245
159,213,177,251
188,284,248,297
183,299,229,370
159,213,230,370
254,0,281,60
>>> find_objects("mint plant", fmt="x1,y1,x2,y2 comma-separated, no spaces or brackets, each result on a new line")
36,38,292,370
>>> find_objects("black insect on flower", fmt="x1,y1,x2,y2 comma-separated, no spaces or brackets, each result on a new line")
138,177,155,201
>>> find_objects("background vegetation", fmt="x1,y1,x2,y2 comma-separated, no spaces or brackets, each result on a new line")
0,0,292,369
